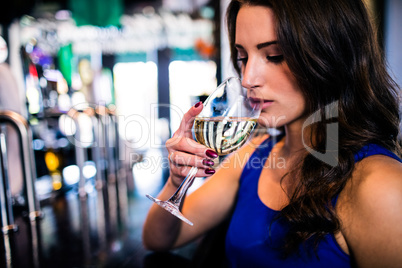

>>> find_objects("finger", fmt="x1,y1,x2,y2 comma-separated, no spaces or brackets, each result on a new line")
169,151,216,168
175,102,203,138
183,139,219,160
170,164,215,180
167,136,212,157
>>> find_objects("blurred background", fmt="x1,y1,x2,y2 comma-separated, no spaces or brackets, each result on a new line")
0,0,401,267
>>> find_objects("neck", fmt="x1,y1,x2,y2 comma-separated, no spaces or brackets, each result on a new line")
281,121,310,158
272,121,310,193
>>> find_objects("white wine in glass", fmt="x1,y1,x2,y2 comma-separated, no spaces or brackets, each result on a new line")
193,117,258,156
146,77,261,226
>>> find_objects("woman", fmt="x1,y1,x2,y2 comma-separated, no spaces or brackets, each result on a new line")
143,0,402,267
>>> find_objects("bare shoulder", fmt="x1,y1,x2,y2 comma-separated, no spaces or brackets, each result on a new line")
351,155,402,202
338,154,402,267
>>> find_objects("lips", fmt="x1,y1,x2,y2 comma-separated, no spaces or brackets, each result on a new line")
249,97,273,110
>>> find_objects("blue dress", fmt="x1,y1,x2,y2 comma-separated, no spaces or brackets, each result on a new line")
225,136,402,267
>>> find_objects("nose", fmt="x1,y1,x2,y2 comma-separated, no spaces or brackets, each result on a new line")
241,57,262,90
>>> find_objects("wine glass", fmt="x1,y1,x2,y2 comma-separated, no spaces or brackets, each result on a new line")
146,77,262,226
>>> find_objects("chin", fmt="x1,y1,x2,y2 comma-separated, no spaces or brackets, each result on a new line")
257,113,287,129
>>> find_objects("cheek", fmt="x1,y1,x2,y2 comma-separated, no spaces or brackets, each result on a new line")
264,63,297,91
277,65,299,92
276,67,305,108
283,92,307,121
259,88,306,128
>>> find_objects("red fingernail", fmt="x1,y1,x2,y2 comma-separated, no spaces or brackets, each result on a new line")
194,101,202,108
205,168,215,175
206,149,218,158
202,159,214,166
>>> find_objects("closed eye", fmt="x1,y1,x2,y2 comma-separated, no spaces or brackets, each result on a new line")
237,57,248,63
267,55,284,63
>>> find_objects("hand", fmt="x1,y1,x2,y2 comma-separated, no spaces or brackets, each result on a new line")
166,102,218,187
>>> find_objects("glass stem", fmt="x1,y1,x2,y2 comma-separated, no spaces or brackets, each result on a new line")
168,167,198,208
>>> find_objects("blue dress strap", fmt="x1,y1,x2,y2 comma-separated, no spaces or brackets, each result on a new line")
354,144,402,163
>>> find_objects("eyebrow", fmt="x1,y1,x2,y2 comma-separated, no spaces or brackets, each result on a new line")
235,41,278,50
257,41,278,49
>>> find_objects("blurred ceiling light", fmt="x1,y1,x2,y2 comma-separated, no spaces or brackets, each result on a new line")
142,6,155,16
71,91,88,108
83,161,97,179
162,0,210,13
52,173,62,191
33,139,45,151
43,69,62,82
0,36,8,63
57,77,69,94
26,77,41,114
55,10,72,21
59,114,77,136
77,113,94,147
45,151,60,172
58,93,72,112
62,165,79,185
62,161,96,187
57,137,70,148
39,77,47,88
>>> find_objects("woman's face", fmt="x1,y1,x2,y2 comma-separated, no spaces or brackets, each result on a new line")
235,5,306,129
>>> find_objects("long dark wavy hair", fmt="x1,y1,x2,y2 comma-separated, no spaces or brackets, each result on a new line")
226,0,401,255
